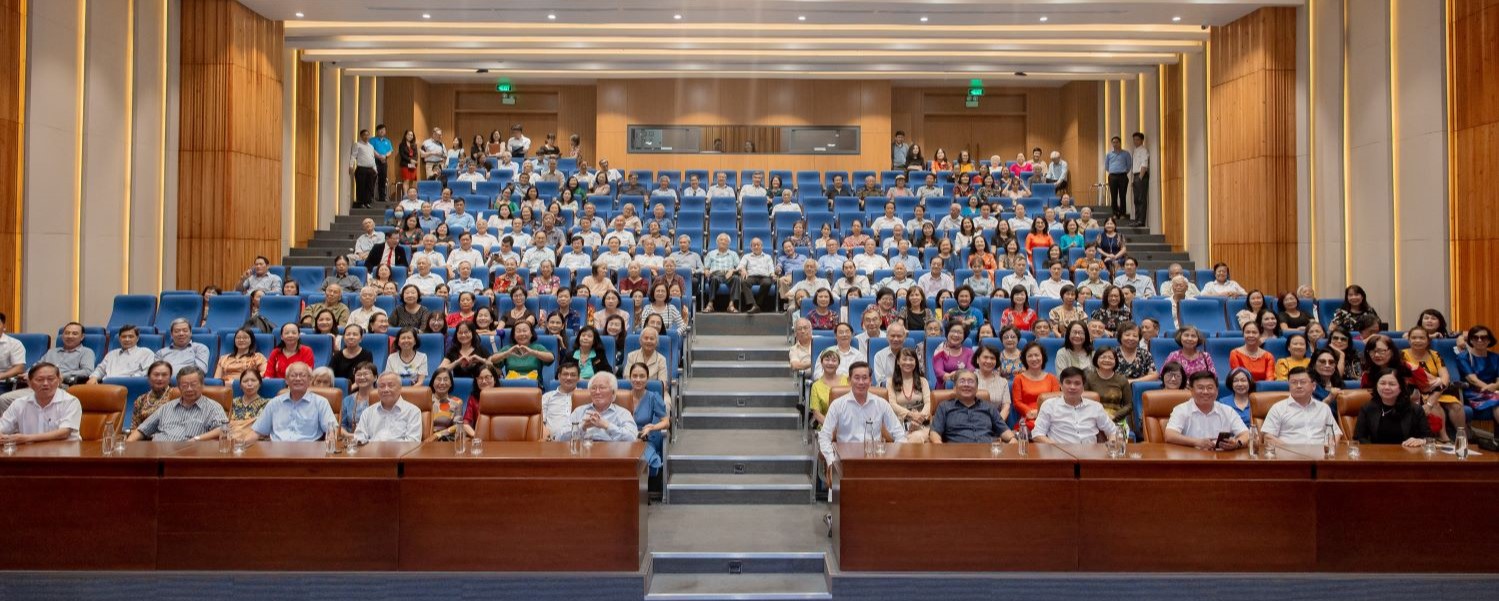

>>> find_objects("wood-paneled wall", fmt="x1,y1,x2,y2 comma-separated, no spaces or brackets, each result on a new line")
417,84,596,165
1058,82,1102,199
0,0,24,325
891,86,1061,165
292,58,319,246
1209,7,1297,293
595,79,891,172
177,0,283,290
1161,62,1185,249
1449,0,1499,326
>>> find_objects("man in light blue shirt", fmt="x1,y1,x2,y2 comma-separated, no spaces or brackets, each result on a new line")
815,239,846,276
703,233,740,312
1046,150,1070,194
156,319,209,374
370,124,393,203
246,362,337,442
1104,136,1132,219
553,372,638,442
444,198,476,233
891,131,909,169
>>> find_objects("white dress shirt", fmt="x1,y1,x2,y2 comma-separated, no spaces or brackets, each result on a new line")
0,391,82,441
405,272,446,296
91,346,156,380
738,253,776,277
1166,400,1249,439
541,388,575,439
1032,397,1117,443
817,392,907,461
447,248,484,271
999,273,1038,298
1036,277,1070,299
1132,145,1150,174
814,345,866,379
1113,273,1156,298
1261,397,1341,444
354,399,423,443
852,253,889,273
411,249,446,270
1200,280,1247,297
554,403,638,441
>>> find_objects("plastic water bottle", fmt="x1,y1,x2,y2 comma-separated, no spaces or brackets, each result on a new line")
1117,423,1130,457
569,422,582,455
218,426,233,454
1455,427,1470,460
325,420,340,455
101,418,117,456
1323,425,1337,459
454,422,469,455
863,419,876,456
1016,421,1029,457
1247,426,1260,459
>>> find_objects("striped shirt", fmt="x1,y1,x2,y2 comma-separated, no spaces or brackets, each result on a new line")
134,398,228,442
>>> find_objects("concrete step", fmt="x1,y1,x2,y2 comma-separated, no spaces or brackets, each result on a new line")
306,237,357,249
651,552,826,575
665,473,815,505
690,335,790,363
679,407,800,430
682,379,798,409
668,429,812,474
694,312,789,337
645,573,830,600
282,256,337,267
690,360,790,379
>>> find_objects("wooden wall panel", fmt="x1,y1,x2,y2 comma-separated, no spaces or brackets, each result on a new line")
557,85,596,164
0,0,25,325
293,59,319,246
1209,7,1297,294
1059,81,1101,199
593,78,891,172
1161,62,1185,250
1449,0,1499,326
889,86,1060,165
177,0,283,290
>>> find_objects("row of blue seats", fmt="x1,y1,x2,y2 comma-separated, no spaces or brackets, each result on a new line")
429,166,1057,196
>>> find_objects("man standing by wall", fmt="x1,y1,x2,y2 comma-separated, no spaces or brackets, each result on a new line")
1104,136,1131,221
350,128,377,209
370,124,393,204
1130,131,1150,227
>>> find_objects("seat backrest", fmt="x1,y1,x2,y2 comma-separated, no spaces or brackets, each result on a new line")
311,386,344,417
1142,390,1192,443
69,384,127,441
477,388,543,441
204,295,252,332
154,294,205,332
402,386,434,439
1335,389,1371,435
201,385,234,415
108,295,158,331
1248,392,1284,428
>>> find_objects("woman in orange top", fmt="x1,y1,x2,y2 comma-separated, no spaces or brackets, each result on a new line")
1025,217,1054,253
1011,341,1061,429
1228,321,1276,381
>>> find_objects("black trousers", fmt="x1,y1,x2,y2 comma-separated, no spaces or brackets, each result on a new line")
707,273,737,307
1131,170,1149,224
354,167,376,207
1107,173,1129,217
734,275,775,311
374,158,388,203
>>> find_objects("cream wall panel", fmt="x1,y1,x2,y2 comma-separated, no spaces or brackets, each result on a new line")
1391,0,1448,327
23,0,84,333
1345,0,1395,323
79,0,130,324
1184,51,1209,263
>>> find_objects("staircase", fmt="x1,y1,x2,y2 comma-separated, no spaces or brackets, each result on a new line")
1092,206,1194,273
645,312,831,600
281,206,389,267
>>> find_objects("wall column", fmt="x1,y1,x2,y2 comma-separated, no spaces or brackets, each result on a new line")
1449,0,1498,326
0,0,26,327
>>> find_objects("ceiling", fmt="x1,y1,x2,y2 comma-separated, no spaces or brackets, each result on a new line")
249,0,1300,83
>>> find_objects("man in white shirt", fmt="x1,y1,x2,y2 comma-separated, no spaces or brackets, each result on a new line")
1157,263,1201,298
521,244,556,273
733,238,777,313
595,237,633,271
888,240,922,274
738,172,767,200
905,205,932,236
597,158,622,185
411,235,446,270
349,218,383,263
447,233,484,270
651,175,679,204
881,223,907,252
1047,150,1070,194
707,172,736,199
999,257,1038,298
420,127,447,179
937,203,964,232
455,162,486,186
872,322,911,386
541,362,581,439
1262,368,1342,445
554,372,638,442
1036,262,1071,299
447,262,485,295
1031,367,1119,444
771,190,802,216
406,257,446,296
817,362,907,464
346,287,387,330
492,153,519,180
0,314,25,389
1112,257,1155,299
602,216,637,248
1129,131,1150,226
833,260,871,299
973,204,999,231
1165,371,1249,450
785,260,831,304
917,257,954,297
354,373,422,443
506,124,532,158
915,173,943,199
349,129,379,208
870,202,902,234
0,363,82,443
88,325,153,383
469,217,498,249
852,239,889,274
1078,261,1111,298
682,174,708,198
1007,205,1031,233
876,261,917,295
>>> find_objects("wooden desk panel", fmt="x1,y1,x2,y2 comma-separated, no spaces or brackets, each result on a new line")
835,443,1079,571
156,442,414,571
0,441,168,570
1290,444,1499,573
1067,443,1317,572
399,442,646,572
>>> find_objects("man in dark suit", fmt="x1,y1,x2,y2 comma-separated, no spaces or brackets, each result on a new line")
363,229,409,271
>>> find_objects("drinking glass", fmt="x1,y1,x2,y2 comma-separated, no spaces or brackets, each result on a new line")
1346,440,1360,459
469,437,484,455
1423,437,1437,456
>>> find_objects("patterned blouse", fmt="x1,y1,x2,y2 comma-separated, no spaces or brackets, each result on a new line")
1091,307,1134,334
133,388,178,428
231,394,267,422
1116,347,1156,380
1048,305,1089,328
1163,349,1216,378
431,395,467,441
998,349,1026,378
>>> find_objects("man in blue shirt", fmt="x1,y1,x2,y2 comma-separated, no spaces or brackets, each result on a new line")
1104,136,1132,220
891,131,909,169
444,198,476,233
370,124,393,204
246,362,338,442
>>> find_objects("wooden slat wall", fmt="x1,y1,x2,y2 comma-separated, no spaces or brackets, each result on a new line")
177,0,283,290
890,86,1063,163
1161,61,1185,249
1058,82,1101,199
594,78,890,172
293,58,319,246
1209,7,1298,294
0,0,24,325
1450,0,1499,327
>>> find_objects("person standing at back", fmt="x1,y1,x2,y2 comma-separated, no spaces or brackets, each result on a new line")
1129,131,1150,226
891,131,910,169
1104,136,1131,220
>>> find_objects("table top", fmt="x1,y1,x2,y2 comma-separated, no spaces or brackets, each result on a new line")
401,440,644,461
162,440,420,461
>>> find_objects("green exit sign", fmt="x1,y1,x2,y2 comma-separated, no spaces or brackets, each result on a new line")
496,77,513,93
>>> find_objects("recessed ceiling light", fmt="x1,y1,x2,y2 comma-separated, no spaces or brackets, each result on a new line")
1014,71,1028,77
919,16,928,22
421,13,431,19
294,11,304,18
673,14,682,20
1172,16,1182,22
547,13,556,20
1039,16,1048,22
797,15,806,21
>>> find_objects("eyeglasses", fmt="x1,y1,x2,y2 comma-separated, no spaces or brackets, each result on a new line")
1473,334,1493,342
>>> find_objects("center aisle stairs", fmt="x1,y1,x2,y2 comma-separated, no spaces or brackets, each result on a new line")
646,312,832,600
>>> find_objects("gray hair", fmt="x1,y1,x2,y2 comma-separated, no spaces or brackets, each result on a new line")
589,371,618,391
170,318,193,332
175,365,206,382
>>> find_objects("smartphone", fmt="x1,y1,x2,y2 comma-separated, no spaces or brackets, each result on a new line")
1214,432,1234,450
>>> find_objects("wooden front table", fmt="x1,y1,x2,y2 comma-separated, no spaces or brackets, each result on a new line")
0,440,179,570
398,441,646,572
1064,442,1318,572
834,442,1080,571
156,441,416,571
1279,443,1499,572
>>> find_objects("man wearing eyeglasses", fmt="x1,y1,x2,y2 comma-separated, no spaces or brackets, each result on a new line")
1262,367,1343,445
